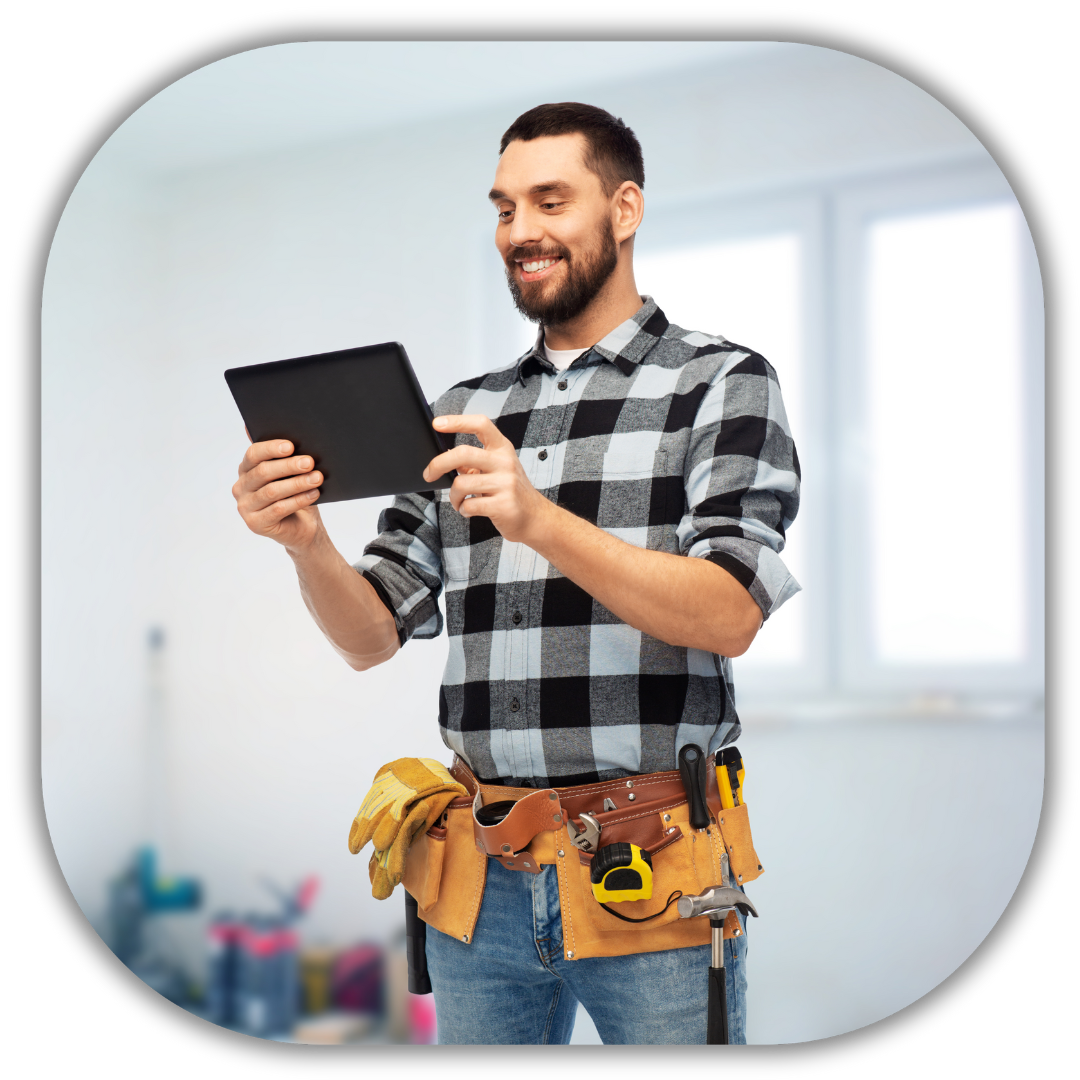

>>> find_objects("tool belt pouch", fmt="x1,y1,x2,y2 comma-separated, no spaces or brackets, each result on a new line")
564,774,763,959
401,756,763,958
400,788,487,945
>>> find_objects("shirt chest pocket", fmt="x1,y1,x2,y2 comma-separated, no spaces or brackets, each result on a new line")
600,445,667,482
597,446,681,546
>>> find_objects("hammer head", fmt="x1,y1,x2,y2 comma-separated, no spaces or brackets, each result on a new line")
677,886,759,921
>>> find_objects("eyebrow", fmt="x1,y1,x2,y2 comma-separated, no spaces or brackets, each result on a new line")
488,180,575,202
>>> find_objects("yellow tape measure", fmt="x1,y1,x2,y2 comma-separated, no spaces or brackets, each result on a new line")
590,842,653,903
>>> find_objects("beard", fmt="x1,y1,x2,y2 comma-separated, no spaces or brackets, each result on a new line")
504,220,620,327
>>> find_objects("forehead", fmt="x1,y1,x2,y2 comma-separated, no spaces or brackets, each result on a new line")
491,132,600,197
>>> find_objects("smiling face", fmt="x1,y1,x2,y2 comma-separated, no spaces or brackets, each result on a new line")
490,133,630,328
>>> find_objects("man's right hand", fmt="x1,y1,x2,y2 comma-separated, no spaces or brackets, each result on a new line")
231,435,400,670
232,438,325,552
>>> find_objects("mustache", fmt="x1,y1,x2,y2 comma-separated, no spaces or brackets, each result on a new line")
505,245,570,269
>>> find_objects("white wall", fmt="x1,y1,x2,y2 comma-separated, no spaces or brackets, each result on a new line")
41,43,1038,1042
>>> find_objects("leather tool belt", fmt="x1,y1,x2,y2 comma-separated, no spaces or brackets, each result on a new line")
401,754,763,961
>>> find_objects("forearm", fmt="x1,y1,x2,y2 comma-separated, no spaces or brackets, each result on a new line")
522,500,763,657
287,530,400,671
425,413,763,656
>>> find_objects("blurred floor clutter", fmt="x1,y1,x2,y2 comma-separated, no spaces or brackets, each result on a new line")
108,846,202,1005
194,878,434,1042
202,875,315,1037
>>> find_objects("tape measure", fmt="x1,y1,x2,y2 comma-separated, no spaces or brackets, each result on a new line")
590,842,653,903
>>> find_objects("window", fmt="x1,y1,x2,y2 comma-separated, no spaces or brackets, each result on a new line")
477,161,1042,708
865,203,1026,665
834,163,1042,701
634,234,807,668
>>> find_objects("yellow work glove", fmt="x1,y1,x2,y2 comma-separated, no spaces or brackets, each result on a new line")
348,757,467,900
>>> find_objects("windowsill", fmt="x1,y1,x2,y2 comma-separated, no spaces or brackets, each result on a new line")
736,693,1044,725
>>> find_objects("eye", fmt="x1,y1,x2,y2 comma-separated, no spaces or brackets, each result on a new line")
497,209,514,221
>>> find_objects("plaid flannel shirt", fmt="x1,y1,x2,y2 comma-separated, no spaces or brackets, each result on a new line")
355,297,800,787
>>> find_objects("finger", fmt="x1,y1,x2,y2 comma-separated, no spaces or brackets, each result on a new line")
239,439,295,475
246,486,321,529
448,473,500,512
239,454,316,494
242,469,324,513
455,491,496,518
433,414,512,451
422,445,495,484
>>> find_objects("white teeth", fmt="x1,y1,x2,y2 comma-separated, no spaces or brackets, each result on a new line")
522,259,556,273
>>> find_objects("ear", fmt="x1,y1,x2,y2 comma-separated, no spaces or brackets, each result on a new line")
611,181,644,244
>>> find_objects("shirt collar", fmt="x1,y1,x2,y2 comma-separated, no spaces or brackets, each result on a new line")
516,296,670,383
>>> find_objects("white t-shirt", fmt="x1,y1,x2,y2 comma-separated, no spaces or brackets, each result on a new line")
543,340,591,372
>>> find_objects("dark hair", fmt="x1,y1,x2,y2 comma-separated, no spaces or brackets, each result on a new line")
499,102,644,196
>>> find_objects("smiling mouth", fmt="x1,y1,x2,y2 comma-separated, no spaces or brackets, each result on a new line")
517,256,563,281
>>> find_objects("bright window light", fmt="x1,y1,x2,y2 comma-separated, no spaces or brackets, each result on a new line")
636,234,805,666
866,202,1025,664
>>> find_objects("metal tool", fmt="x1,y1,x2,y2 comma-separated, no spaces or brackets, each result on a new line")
678,883,759,1044
567,811,602,852
678,744,757,1042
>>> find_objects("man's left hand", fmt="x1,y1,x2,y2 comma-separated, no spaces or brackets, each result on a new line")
423,414,554,544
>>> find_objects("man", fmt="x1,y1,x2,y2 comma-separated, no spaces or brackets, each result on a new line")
232,103,800,1044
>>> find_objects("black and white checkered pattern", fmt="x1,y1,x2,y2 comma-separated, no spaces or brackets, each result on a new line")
356,297,800,786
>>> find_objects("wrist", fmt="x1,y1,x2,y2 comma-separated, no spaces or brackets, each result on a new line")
518,494,572,556
284,521,332,564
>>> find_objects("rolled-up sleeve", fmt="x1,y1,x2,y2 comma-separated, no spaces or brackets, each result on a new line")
677,350,802,620
353,491,445,642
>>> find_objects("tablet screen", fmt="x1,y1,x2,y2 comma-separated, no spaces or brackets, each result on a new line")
225,342,454,503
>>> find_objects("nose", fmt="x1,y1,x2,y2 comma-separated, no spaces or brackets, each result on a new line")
508,205,544,249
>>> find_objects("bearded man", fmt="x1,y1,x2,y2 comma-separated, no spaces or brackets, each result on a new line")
231,103,801,1044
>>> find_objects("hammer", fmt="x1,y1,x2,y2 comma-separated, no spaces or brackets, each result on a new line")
677,874,759,1044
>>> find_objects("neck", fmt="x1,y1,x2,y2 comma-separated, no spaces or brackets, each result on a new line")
542,250,643,351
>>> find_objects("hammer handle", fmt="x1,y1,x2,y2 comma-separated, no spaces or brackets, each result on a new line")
707,966,729,1045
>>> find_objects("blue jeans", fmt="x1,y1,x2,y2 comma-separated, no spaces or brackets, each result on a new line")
425,858,748,1044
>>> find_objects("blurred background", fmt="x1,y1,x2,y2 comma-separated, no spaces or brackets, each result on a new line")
40,41,1043,1045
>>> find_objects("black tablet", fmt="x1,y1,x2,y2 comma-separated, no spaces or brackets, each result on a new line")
224,342,454,503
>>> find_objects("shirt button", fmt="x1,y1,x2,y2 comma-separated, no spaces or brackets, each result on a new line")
512,611,522,625
510,698,520,712
538,449,548,461
557,380,568,391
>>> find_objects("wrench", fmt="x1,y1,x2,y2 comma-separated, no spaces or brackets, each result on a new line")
566,811,602,852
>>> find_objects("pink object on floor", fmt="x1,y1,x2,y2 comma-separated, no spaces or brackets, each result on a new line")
408,993,437,1044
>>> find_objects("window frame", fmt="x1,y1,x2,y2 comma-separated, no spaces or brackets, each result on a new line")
635,192,829,701
831,160,1044,702
471,156,1044,711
